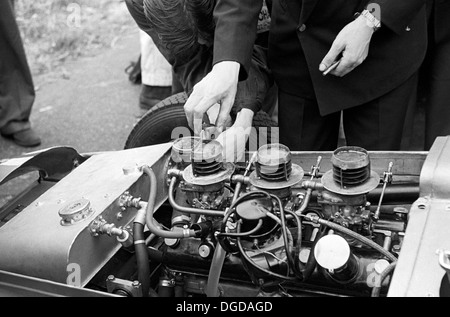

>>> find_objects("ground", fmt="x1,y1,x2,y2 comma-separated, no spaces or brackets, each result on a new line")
0,1,142,205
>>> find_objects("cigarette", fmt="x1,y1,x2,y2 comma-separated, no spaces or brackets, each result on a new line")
322,59,341,76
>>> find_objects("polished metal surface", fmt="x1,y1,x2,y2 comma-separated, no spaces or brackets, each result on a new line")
182,162,235,186
314,235,351,271
388,136,450,297
0,142,173,287
0,147,87,186
58,198,94,226
0,270,118,297
321,169,380,196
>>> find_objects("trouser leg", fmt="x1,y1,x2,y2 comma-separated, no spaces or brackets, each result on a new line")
0,0,35,135
277,90,341,151
425,43,450,150
343,73,419,151
138,31,172,111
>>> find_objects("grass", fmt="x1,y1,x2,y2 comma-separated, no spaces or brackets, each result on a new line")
14,0,135,76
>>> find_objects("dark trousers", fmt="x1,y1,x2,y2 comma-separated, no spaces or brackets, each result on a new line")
425,42,450,150
278,73,419,151
0,0,35,135
423,0,450,150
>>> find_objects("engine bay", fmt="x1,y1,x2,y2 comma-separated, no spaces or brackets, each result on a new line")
1,137,450,297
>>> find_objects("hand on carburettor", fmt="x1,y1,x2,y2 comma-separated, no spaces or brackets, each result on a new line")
319,14,375,77
215,109,254,164
184,61,240,136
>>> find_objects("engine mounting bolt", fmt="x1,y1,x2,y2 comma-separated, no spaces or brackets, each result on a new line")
132,280,141,288
198,244,213,259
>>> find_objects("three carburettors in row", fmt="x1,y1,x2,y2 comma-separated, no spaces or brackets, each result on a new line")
154,137,403,297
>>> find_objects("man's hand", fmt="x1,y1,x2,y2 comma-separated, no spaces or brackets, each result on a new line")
184,61,240,136
319,15,375,77
216,109,254,163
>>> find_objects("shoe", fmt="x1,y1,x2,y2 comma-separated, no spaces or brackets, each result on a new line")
139,85,172,111
1,128,41,147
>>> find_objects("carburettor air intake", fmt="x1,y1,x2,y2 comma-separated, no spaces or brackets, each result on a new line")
255,143,293,182
191,139,224,177
322,146,380,196
332,146,371,188
249,144,304,197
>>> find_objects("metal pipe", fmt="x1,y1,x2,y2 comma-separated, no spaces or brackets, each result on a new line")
367,184,419,203
375,162,393,220
292,184,419,205
296,156,324,214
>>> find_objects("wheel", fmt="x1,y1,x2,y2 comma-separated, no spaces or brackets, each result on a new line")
124,92,278,149
125,93,190,149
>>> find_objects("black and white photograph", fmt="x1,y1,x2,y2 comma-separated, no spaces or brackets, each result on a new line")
0,0,449,300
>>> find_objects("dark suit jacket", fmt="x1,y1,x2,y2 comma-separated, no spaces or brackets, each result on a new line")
125,0,262,94
269,0,428,116
429,0,450,44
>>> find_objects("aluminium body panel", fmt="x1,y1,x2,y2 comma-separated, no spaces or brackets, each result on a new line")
0,142,172,286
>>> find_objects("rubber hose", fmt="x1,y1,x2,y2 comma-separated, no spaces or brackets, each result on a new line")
145,172,196,238
318,219,397,262
133,222,151,297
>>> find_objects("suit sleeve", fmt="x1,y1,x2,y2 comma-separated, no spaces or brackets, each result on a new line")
213,0,264,80
370,0,426,34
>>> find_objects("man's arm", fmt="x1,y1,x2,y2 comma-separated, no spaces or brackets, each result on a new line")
320,0,426,77
212,0,263,81
126,0,263,135
184,0,264,135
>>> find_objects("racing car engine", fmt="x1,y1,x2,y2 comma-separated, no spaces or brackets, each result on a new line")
142,139,406,297
2,137,449,297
